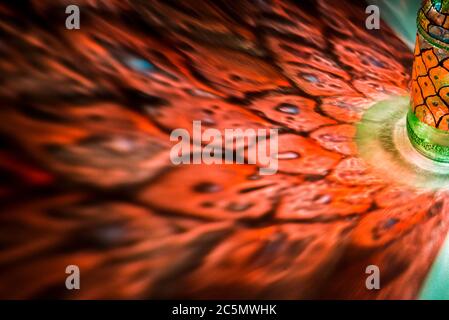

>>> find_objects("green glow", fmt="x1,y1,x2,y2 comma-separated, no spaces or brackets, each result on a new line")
419,234,449,300
356,96,449,190
368,0,420,50
406,110,449,163
433,0,449,12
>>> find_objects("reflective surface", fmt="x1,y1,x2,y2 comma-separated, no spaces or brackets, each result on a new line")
0,1,448,299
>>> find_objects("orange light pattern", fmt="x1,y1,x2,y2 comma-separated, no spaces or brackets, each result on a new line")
0,0,447,300
413,0,449,129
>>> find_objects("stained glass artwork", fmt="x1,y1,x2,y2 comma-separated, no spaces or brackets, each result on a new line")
1,0,449,301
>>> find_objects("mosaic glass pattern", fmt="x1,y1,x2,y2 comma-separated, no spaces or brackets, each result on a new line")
0,0,448,300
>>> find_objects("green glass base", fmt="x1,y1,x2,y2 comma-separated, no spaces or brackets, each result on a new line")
406,110,449,163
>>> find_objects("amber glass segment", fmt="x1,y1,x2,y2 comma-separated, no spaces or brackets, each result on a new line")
412,0,449,130
407,0,449,161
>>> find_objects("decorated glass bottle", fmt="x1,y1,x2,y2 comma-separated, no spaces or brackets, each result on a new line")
408,0,449,161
